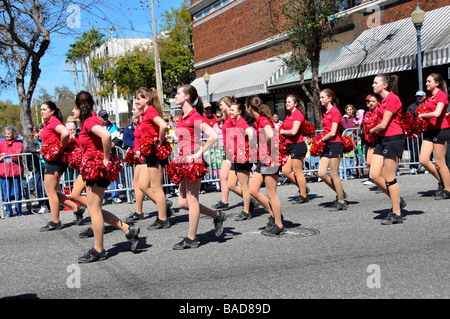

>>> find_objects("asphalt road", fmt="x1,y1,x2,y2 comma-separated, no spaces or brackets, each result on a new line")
0,173,448,302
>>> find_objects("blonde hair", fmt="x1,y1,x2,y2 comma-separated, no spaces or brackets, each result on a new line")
135,87,163,118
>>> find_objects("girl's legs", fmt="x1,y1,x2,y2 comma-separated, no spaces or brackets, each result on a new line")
420,141,441,182
318,157,345,202
282,157,307,197
434,142,450,191
133,165,145,216
249,172,273,217
264,174,282,228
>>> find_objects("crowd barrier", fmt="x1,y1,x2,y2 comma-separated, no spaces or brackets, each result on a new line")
0,129,429,219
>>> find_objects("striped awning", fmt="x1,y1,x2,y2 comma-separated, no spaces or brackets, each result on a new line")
191,54,288,102
322,5,450,84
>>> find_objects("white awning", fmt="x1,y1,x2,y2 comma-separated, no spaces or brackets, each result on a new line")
322,5,450,84
191,55,288,102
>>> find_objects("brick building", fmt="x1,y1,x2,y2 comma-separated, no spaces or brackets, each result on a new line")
189,0,450,121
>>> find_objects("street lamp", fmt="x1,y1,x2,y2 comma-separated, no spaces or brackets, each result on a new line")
411,4,425,91
203,71,210,103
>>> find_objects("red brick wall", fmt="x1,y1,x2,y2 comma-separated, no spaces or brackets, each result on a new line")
191,0,450,78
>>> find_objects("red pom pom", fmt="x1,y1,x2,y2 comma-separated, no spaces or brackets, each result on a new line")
400,112,425,138
80,151,123,183
41,139,63,162
415,103,431,131
155,140,172,160
123,149,140,165
341,135,355,154
68,148,83,171
310,133,325,157
362,113,380,144
300,121,316,138
139,134,159,157
166,155,207,184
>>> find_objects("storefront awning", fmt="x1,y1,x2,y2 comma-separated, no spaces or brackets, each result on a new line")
322,5,450,84
191,55,288,102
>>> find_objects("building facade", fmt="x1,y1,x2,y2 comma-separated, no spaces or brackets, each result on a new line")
85,37,153,127
189,0,450,122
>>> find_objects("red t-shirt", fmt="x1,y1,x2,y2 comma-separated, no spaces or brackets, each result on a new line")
41,116,63,143
140,106,161,138
133,122,143,152
254,115,275,159
376,92,403,137
283,109,305,144
222,114,235,149
176,108,205,154
79,112,104,153
426,89,449,130
322,106,342,142
203,113,217,128
226,116,250,154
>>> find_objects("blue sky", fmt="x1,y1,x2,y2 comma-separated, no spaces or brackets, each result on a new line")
0,0,185,104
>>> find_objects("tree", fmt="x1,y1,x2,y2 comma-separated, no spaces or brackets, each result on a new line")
159,0,195,98
263,0,341,128
0,0,99,147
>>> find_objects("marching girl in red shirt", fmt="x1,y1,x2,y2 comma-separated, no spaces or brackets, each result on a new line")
226,101,255,221
280,94,309,204
211,96,235,211
134,87,172,230
418,73,450,200
246,95,284,236
170,84,227,249
369,74,405,225
39,101,86,231
71,91,140,263
317,89,347,211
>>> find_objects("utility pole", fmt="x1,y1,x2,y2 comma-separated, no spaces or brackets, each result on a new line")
141,0,164,107
99,27,125,127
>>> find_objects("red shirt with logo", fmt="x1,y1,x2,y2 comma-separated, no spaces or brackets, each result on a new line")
376,91,403,137
140,106,161,138
322,106,342,142
41,116,63,143
176,108,205,154
79,112,104,153
426,89,449,130
283,109,305,144
222,114,235,149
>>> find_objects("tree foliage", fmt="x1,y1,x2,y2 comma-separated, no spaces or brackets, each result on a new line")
264,0,341,128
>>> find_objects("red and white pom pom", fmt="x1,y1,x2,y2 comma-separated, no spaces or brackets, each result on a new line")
68,148,83,171
341,135,355,154
155,140,172,161
123,149,139,165
310,133,325,157
362,113,380,144
300,121,316,139
80,150,123,183
41,139,63,162
400,112,424,139
139,134,159,157
415,103,431,132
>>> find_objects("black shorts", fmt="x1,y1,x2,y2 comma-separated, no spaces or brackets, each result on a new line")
254,162,279,175
288,142,307,159
322,142,343,158
423,128,450,145
84,178,110,188
374,135,404,157
230,162,253,172
142,154,168,168
44,160,68,175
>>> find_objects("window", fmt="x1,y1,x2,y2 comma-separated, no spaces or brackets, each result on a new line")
193,0,234,21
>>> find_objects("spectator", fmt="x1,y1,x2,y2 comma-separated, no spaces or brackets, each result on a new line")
0,125,24,217
341,104,357,179
98,109,122,204
26,124,48,214
202,102,217,127
123,117,138,149
405,91,427,174
272,113,282,131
